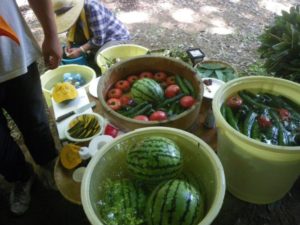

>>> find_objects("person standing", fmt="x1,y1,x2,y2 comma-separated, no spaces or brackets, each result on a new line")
0,0,62,215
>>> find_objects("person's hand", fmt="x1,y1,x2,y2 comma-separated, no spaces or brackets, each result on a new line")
42,36,62,69
66,47,82,58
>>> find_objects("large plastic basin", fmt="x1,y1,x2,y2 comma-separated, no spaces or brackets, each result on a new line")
40,64,96,106
212,76,300,204
81,127,226,225
95,44,149,74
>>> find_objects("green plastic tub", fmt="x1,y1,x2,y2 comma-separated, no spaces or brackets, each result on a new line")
95,44,149,74
81,127,225,225
212,76,300,204
40,64,96,106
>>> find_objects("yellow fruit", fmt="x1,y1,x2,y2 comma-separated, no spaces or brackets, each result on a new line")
52,82,78,103
60,144,82,169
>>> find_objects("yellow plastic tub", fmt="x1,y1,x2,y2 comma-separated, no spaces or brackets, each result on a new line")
212,76,300,204
95,44,149,74
40,64,96,106
81,127,225,225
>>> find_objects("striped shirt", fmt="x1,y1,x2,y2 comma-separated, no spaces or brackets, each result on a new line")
85,0,130,47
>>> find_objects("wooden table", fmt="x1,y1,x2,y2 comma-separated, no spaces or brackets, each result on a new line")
53,93,300,225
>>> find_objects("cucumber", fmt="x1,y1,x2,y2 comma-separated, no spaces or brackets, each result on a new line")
174,103,183,115
198,69,214,77
175,75,190,95
239,91,268,110
122,102,149,117
251,120,261,141
182,78,195,97
167,101,179,117
130,104,153,118
270,110,290,146
243,111,257,137
159,93,185,108
225,106,239,131
220,104,226,117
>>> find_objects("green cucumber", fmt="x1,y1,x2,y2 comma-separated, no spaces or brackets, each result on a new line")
167,101,179,116
159,93,185,108
251,120,261,141
175,75,190,95
215,70,224,80
130,104,153,117
220,105,226,117
270,110,290,146
122,102,149,117
174,103,183,115
225,106,239,131
198,63,227,70
198,69,214,77
243,111,257,137
182,78,195,97
239,91,269,110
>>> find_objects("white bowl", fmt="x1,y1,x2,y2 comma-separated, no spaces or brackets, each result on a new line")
64,112,105,143
202,78,225,99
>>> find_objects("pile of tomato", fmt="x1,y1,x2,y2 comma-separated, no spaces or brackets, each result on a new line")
105,71,196,121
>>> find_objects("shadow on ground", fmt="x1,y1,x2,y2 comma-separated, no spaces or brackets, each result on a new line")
0,179,89,225
1,176,299,225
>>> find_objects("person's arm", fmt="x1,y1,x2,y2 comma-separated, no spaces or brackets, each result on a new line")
66,41,94,58
28,0,62,69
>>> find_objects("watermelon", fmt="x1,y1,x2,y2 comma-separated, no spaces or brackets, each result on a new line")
127,136,183,182
131,78,164,103
98,179,146,225
146,179,205,225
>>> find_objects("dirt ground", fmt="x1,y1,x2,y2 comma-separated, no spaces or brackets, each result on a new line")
1,1,300,224
17,0,298,74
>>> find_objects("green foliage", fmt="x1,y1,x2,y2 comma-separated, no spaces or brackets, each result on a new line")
242,61,269,77
147,48,193,65
258,5,300,83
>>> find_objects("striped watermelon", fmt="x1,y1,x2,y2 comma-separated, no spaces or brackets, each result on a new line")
131,78,164,103
98,179,146,225
146,179,205,225
127,136,183,182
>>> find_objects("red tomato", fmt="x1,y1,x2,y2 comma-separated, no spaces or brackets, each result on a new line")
166,76,176,85
115,80,130,92
153,72,167,82
127,75,139,85
149,111,167,121
258,115,272,128
107,98,122,111
139,71,154,79
134,115,149,121
104,124,119,138
278,108,290,121
226,95,243,109
165,84,180,98
180,96,195,108
107,88,122,99
120,95,132,106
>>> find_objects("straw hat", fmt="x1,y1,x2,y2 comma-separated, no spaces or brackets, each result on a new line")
52,0,84,33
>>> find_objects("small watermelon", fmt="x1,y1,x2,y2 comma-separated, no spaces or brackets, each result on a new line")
131,78,164,103
146,179,205,225
98,179,146,225
127,136,183,182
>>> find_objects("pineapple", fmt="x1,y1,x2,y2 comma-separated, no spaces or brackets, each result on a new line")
258,5,300,83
